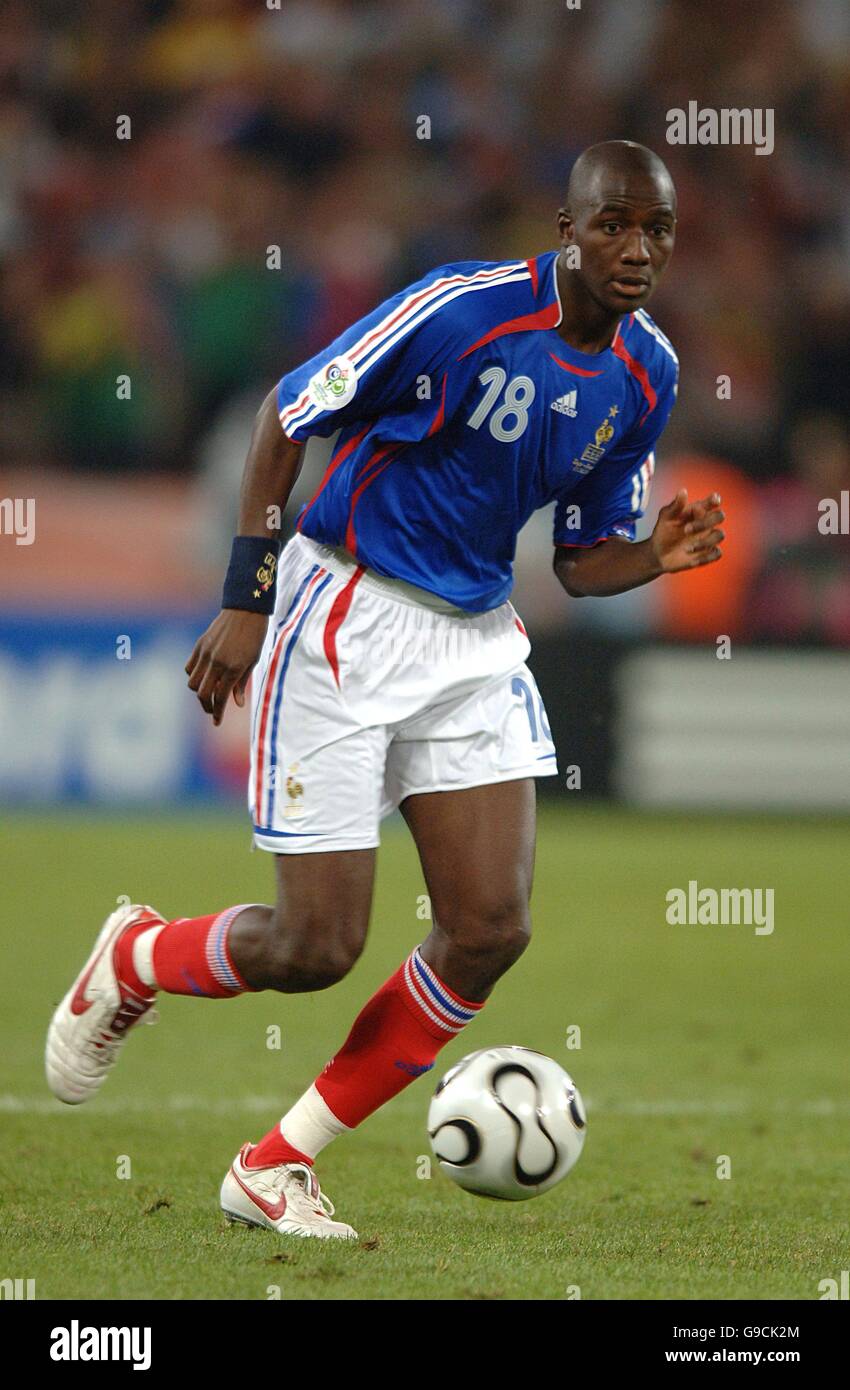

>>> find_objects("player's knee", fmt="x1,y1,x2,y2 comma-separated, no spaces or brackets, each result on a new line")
266,938,360,992
444,896,532,974
482,900,531,969
265,910,365,992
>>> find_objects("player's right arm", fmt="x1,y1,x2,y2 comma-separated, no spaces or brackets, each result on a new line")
185,387,304,726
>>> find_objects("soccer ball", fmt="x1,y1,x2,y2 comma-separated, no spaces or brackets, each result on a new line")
427,1046,586,1200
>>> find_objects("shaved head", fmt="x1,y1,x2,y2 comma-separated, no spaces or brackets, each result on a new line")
555,140,677,332
566,140,676,216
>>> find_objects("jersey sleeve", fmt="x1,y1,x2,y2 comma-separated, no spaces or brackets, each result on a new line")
553,351,678,547
276,270,465,441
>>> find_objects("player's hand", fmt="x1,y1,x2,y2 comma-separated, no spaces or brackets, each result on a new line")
185,609,269,726
649,489,725,573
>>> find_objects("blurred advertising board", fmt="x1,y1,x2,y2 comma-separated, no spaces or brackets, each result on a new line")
0,612,249,805
614,647,850,810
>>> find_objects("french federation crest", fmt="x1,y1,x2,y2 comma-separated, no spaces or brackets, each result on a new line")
572,405,620,476
284,763,305,819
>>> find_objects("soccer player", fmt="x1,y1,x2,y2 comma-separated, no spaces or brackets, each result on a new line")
47,141,725,1238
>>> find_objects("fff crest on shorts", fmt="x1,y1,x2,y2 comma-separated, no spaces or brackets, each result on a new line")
284,763,305,819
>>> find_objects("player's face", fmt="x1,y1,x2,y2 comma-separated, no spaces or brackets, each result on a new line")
558,177,676,314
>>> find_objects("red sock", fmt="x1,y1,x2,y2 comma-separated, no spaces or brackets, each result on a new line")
116,906,256,999
249,947,485,1168
114,915,160,1000
246,1131,314,1169
316,947,484,1127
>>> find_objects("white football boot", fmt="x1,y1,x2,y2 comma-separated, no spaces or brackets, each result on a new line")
221,1143,358,1240
46,903,163,1104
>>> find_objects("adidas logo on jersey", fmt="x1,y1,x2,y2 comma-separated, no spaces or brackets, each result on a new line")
551,390,578,417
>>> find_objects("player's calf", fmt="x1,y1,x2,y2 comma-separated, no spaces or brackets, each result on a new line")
227,846,374,992
252,916,367,993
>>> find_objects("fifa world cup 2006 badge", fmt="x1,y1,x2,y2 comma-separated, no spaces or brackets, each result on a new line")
572,403,619,475
325,363,348,397
308,354,357,411
284,764,305,819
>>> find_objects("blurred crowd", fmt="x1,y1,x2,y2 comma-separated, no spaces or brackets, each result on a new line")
1,0,849,641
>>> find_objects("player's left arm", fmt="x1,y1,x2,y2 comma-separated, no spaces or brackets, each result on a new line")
554,488,725,598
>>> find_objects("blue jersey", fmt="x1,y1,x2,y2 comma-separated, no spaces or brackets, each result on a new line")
276,250,678,612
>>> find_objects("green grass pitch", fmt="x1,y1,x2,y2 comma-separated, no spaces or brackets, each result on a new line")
2,804,848,1301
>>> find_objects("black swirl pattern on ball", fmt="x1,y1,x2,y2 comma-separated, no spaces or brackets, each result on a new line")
489,1063,559,1185
429,1118,481,1166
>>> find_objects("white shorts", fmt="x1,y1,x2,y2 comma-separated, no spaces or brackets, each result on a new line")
249,533,558,853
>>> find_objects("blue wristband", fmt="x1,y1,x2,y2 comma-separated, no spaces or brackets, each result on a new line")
222,536,282,614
